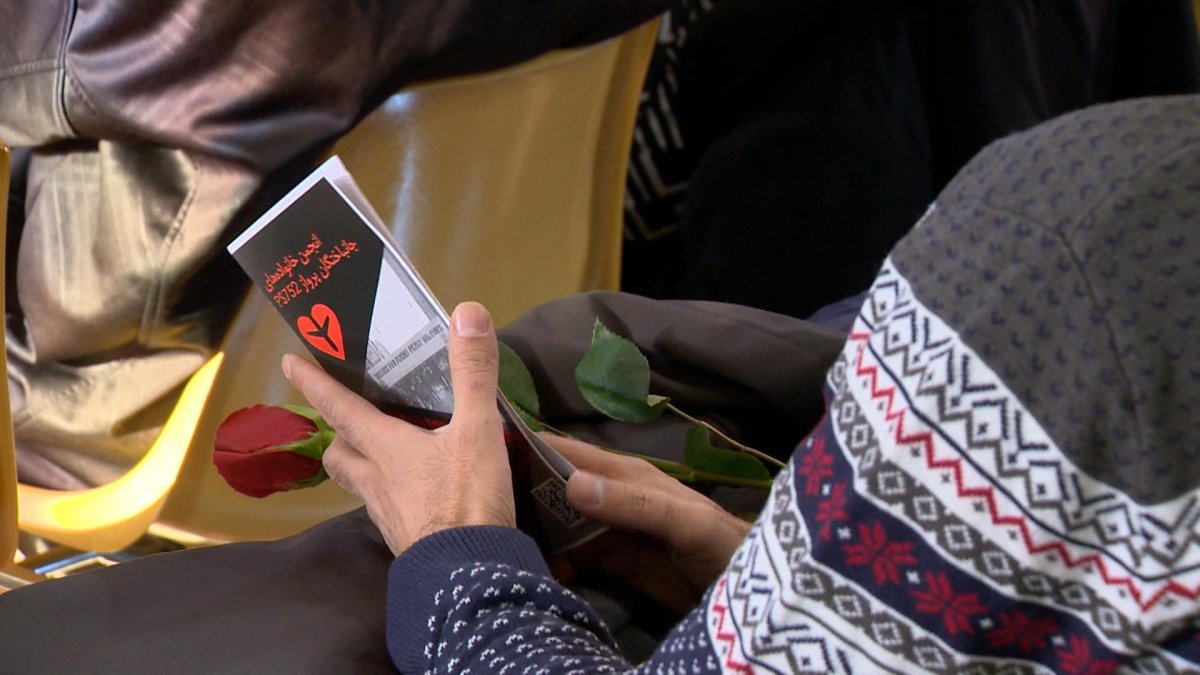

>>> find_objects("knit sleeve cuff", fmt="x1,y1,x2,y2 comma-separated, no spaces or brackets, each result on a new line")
385,526,550,670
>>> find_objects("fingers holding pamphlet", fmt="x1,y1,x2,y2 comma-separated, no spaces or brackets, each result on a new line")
228,156,602,553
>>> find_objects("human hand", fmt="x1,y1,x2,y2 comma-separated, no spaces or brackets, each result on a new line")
547,435,751,613
282,301,516,556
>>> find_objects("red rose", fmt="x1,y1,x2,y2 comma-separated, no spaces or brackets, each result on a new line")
212,404,333,498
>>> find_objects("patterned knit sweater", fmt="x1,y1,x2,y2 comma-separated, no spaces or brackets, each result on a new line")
387,96,1200,673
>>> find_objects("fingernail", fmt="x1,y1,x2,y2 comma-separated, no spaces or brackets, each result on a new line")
281,354,295,380
572,471,604,508
453,302,491,338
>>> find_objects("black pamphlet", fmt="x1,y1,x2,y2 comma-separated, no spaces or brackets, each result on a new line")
228,156,601,553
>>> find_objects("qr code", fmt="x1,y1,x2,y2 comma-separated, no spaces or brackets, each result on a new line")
531,479,586,527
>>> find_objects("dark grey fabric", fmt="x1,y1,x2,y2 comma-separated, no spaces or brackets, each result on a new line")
893,95,1200,503
500,291,846,462
806,291,867,333
7,0,670,169
0,292,843,673
4,512,396,674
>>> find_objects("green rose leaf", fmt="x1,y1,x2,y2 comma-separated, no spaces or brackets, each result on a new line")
294,468,331,488
276,404,335,460
684,426,771,481
282,427,336,461
574,319,669,423
281,403,324,426
498,340,541,422
512,403,545,432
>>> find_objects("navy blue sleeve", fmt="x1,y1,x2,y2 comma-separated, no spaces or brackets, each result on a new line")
386,525,718,673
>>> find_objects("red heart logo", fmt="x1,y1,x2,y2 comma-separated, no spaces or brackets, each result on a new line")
296,303,346,361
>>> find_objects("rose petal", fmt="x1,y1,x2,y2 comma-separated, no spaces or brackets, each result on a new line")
214,405,318,454
213,447,323,498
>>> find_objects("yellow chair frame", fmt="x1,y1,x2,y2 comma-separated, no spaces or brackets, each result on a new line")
334,19,659,327
14,355,222,553
1,143,21,582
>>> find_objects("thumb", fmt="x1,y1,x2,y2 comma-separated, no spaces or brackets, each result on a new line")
448,302,500,425
567,470,679,543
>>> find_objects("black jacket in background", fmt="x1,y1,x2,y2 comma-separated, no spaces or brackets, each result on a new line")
622,0,1200,318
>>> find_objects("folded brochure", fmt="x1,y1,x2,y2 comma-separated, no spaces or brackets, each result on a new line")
228,156,602,553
